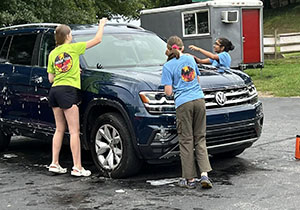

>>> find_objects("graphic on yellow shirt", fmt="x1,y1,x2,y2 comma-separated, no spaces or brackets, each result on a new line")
181,66,195,82
54,52,73,73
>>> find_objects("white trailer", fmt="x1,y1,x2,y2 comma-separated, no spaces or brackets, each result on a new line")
140,0,264,69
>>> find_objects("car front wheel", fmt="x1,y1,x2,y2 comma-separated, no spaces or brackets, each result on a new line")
90,112,142,178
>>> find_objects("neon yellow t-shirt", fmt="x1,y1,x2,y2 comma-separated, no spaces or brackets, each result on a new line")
47,42,86,89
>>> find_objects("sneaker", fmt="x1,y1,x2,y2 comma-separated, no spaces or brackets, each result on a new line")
200,176,213,189
71,166,91,177
48,163,67,174
177,179,196,189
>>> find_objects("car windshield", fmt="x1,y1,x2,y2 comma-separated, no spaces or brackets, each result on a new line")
74,32,167,68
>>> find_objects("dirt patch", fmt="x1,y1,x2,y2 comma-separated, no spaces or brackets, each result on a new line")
258,91,274,97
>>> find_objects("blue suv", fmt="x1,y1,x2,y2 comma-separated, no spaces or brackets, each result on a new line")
0,23,263,178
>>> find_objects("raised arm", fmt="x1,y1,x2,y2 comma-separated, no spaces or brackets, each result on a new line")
189,45,219,61
194,56,211,64
86,18,108,49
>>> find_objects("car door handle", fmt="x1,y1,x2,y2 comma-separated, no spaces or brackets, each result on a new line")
40,97,48,101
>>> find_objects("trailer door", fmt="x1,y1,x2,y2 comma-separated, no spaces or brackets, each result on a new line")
242,9,261,64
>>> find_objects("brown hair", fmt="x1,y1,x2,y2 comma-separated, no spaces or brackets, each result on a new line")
166,36,184,61
55,24,71,46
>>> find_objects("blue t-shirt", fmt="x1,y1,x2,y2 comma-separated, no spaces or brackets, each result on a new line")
161,54,205,108
209,51,231,69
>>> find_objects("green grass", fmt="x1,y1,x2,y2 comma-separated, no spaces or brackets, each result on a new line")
247,3,300,97
264,2,300,34
245,58,300,97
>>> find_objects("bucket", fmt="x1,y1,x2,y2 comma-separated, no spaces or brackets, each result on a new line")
295,135,300,159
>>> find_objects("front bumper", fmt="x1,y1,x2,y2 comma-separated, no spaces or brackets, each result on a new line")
137,101,264,163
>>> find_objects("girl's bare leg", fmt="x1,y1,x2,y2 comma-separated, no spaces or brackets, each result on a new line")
51,107,67,165
63,105,82,169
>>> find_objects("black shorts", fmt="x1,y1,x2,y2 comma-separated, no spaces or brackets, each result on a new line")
48,86,81,109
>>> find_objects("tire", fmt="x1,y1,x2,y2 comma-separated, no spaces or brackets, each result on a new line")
212,148,245,159
90,112,142,178
0,130,11,152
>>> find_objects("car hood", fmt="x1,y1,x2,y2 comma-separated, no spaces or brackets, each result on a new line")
105,66,252,90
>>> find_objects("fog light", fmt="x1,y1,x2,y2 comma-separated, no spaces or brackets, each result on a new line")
154,126,175,142
256,103,263,117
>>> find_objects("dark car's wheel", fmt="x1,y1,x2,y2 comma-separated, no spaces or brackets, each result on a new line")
0,130,11,152
90,112,142,178
212,148,245,159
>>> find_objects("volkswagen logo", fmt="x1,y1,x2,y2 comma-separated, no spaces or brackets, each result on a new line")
215,91,227,106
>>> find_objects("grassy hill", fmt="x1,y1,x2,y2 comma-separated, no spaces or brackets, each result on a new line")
264,2,300,34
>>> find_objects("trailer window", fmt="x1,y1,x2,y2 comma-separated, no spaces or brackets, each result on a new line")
182,10,209,37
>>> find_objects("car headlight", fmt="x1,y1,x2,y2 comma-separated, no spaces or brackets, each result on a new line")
139,91,175,114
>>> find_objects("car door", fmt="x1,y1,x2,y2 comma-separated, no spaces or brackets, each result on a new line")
3,33,38,123
30,31,56,128
0,36,12,118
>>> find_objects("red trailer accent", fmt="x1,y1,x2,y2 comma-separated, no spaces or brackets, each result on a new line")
242,9,261,64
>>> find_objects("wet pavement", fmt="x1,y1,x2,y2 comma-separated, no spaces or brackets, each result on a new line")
1,97,300,210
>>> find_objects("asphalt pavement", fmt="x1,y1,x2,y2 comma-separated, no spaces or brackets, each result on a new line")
1,97,300,210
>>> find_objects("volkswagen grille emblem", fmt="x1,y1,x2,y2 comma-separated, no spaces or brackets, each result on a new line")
215,91,227,106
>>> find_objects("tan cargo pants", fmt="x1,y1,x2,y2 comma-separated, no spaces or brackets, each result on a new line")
176,98,212,179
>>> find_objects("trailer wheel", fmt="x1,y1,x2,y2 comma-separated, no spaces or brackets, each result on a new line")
90,112,142,178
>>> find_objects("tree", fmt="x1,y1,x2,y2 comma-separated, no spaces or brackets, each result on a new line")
152,0,192,7
0,0,98,26
48,0,97,24
262,0,272,9
94,0,153,20
0,0,154,26
0,0,39,26
0,0,193,27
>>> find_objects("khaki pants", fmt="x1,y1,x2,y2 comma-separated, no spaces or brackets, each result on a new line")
176,98,212,179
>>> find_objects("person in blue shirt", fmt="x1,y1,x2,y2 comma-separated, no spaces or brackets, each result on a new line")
189,37,235,69
161,36,212,189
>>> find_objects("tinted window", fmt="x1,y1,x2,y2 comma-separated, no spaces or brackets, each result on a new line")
74,33,166,68
8,34,37,65
39,33,55,67
0,37,5,50
0,36,11,62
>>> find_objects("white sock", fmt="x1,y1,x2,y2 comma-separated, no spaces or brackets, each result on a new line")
201,172,208,177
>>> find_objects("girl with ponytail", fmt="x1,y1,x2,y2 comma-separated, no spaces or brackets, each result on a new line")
161,36,213,189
